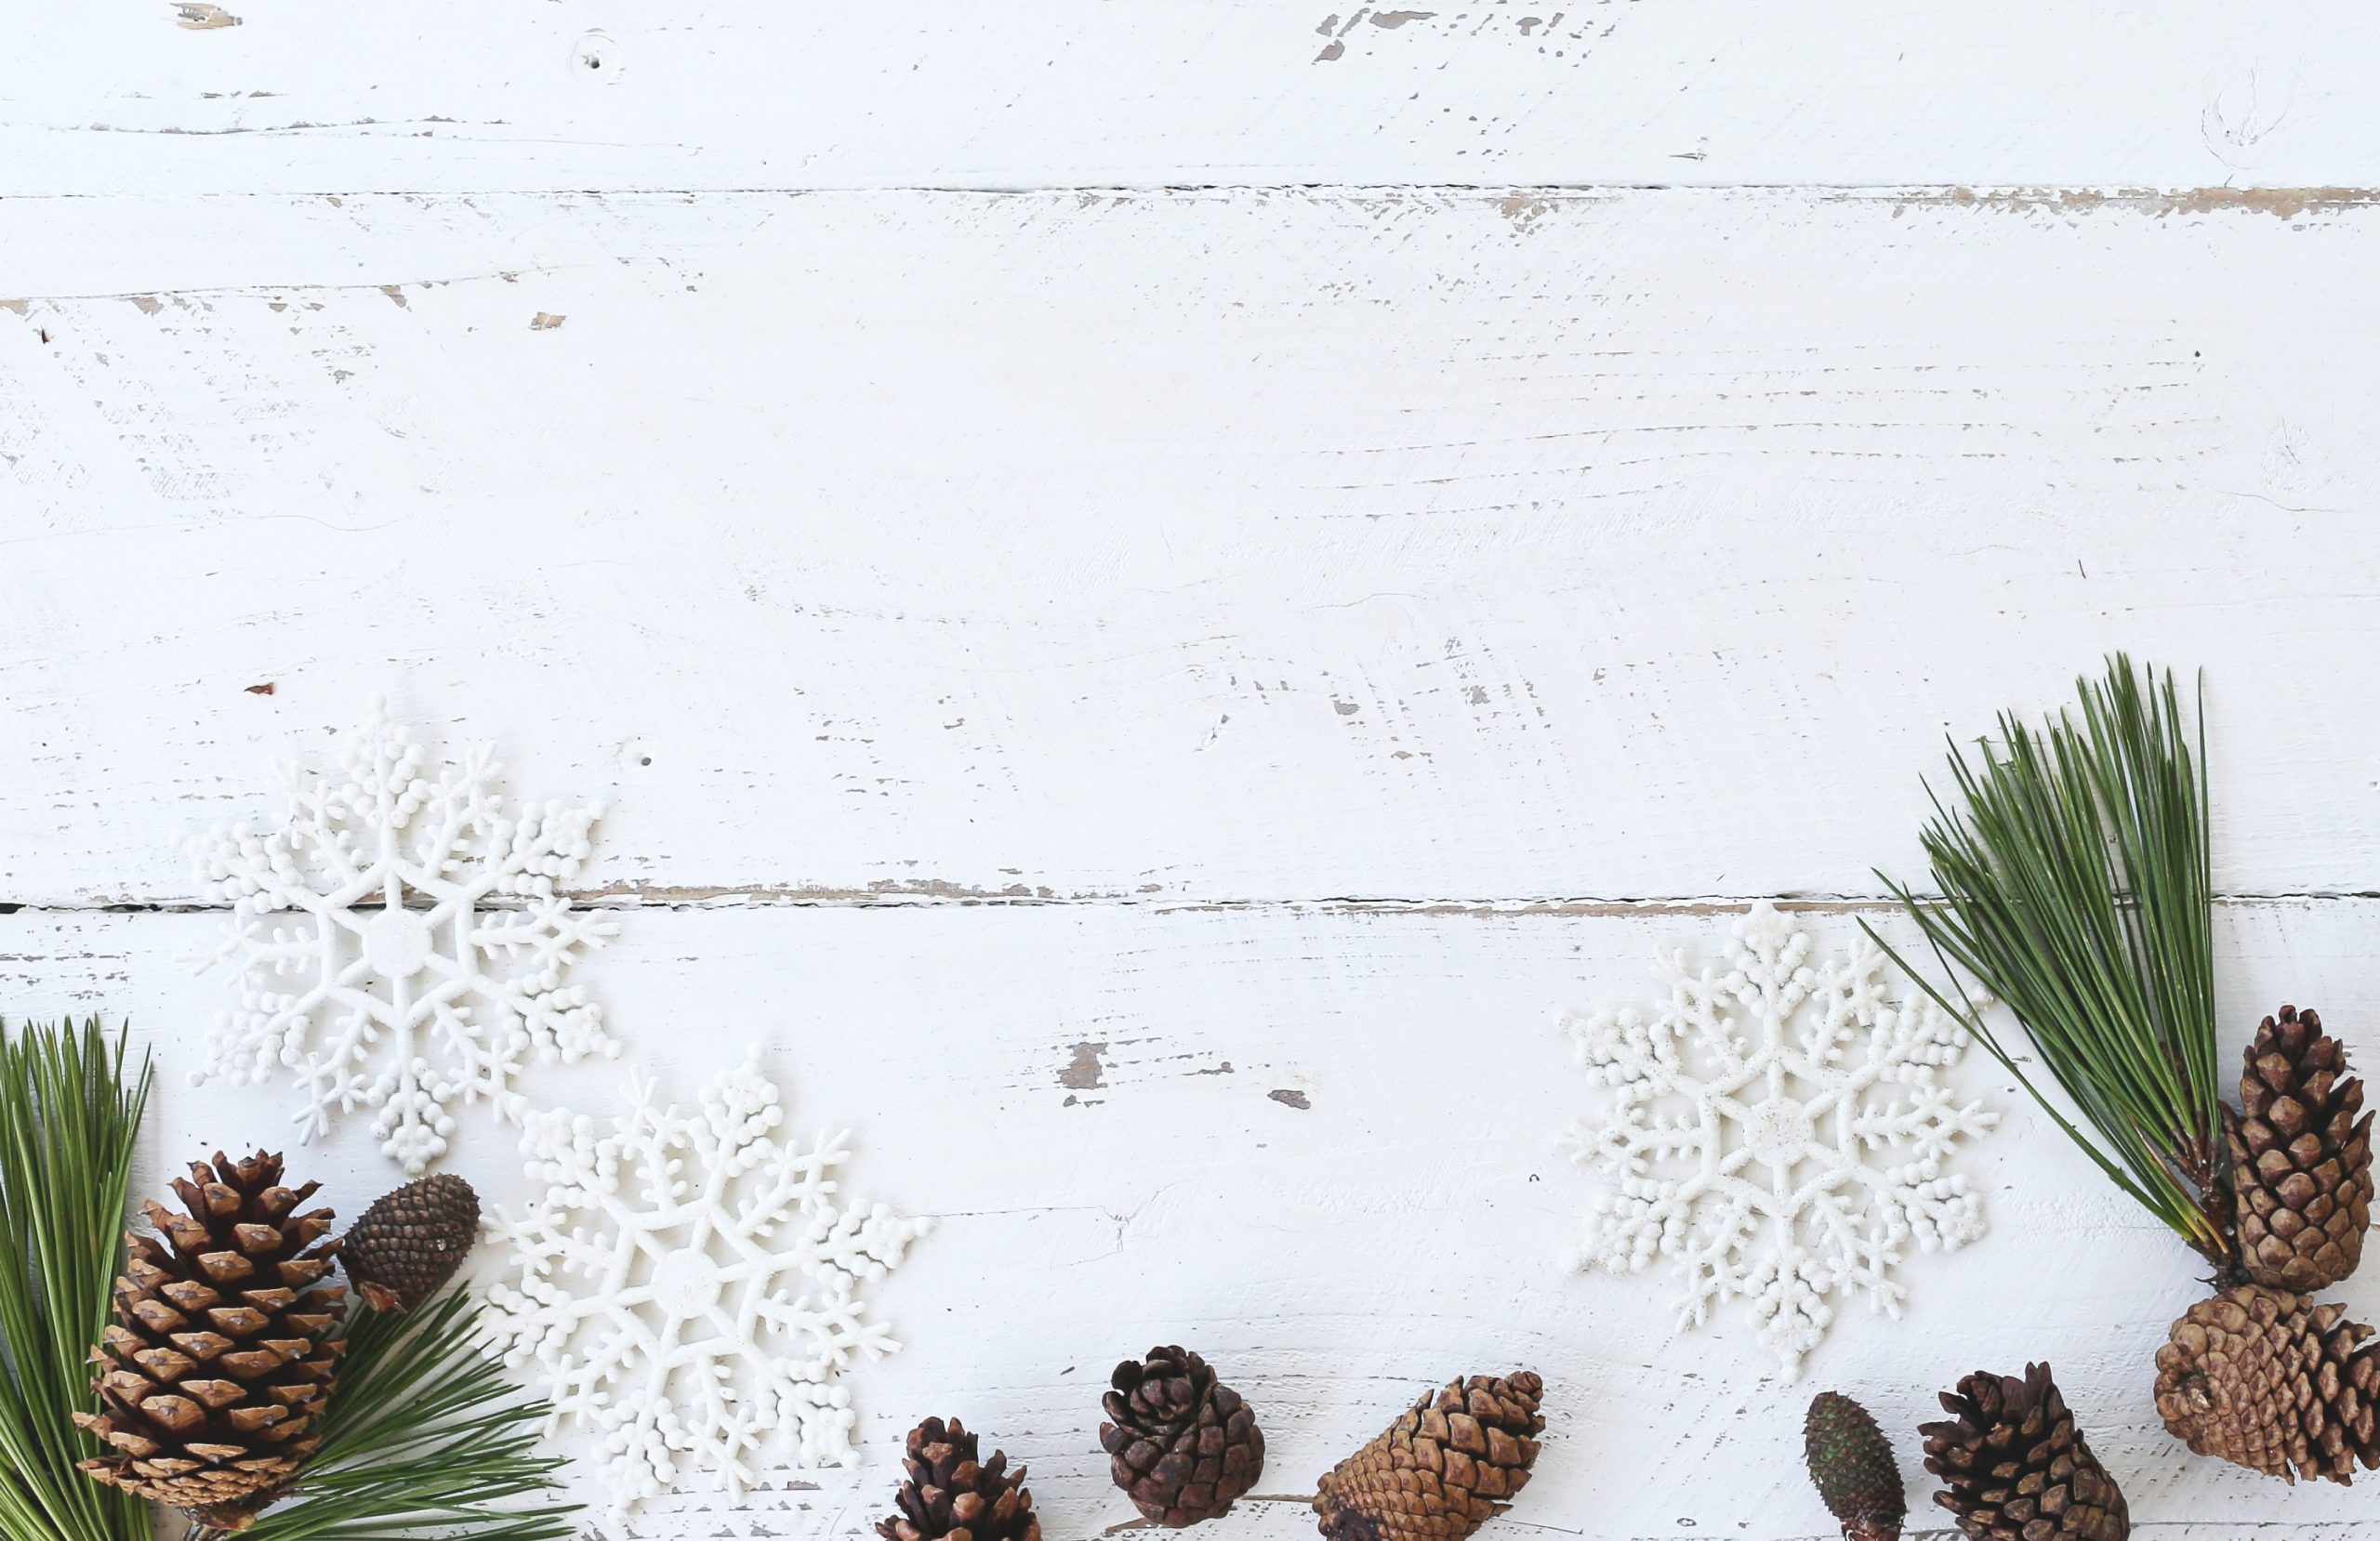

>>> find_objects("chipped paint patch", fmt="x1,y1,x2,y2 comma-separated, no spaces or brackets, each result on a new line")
378,284,410,308
0,300,26,316
1897,185,2380,220
1368,8,1435,26
129,296,162,315
173,2,241,27
1061,1041,1108,1091
531,311,567,330
1268,1088,1311,1110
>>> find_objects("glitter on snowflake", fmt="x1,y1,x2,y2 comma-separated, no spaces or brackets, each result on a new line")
483,1050,932,1516
1559,901,1999,1375
188,701,619,1175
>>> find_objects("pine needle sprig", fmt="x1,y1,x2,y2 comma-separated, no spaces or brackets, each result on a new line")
1867,656,2232,1269
0,1018,153,1541
223,1289,578,1541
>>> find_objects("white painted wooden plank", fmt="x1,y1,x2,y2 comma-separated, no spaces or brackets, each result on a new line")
4,188,2378,907
4,899,2374,1536
2,4,2378,194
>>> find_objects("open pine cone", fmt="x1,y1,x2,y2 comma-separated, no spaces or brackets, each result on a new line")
1313,1371,1544,1541
1919,1363,2127,1541
2228,1007,2373,1294
1101,1345,1264,1525
2156,1284,2380,1483
74,1152,347,1531
878,1417,1041,1541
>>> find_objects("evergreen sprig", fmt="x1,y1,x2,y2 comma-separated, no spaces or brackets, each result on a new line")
222,1289,578,1541
1868,656,2233,1268
0,1018,153,1541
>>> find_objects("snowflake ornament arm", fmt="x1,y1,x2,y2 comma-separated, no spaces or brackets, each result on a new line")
483,1051,932,1519
186,702,620,1174
1559,902,2001,1375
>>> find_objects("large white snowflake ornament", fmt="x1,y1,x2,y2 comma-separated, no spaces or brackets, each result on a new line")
1560,902,1999,1375
188,702,619,1174
483,1051,932,1516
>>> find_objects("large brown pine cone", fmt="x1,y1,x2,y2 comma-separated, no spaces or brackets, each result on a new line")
342,1173,480,1311
73,1152,346,1531
2228,1007,2373,1293
1100,1345,1264,1526
878,1417,1041,1541
1312,1371,1544,1541
2155,1284,2380,1483
1919,1363,2128,1541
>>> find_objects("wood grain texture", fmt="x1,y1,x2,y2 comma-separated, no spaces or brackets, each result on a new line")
4,188,2378,907
3,4,2379,194
5,899,2374,1538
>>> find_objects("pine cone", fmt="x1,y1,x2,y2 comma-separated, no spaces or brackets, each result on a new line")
1313,1371,1544,1541
343,1174,480,1311
2228,1007,2373,1293
1100,1345,1264,1525
1804,1391,1903,1541
1919,1363,2128,1541
2155,1283,2380,1483
878,1417,1041,1541
73,1151,346,1531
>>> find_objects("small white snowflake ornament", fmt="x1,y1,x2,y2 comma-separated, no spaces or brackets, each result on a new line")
1559,901,1999,1375
188,701,619,1174
483,1050,932,1517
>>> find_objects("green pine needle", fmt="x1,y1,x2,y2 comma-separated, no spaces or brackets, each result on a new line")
0,1017,153,1541
1867,656,2233,1268
223,1289,579,1541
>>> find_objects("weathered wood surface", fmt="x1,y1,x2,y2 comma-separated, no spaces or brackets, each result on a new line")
3,900,2375,1537
6,190,2380,913
12,7,2380,1536
4,4,2379,193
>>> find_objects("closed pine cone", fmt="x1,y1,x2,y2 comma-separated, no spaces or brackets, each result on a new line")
878,1417,1041,1541
2155,1284,2380,1483
1101,1345,1264,1525
1313,1371,1544,1541
2228,1007,2373,1293
342,1173,480,1311
1803,1391,1903,1541
73,1152,346,1532
1919,1363,2128,1541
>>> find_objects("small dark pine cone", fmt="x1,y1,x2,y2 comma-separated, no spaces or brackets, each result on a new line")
342,1173,480,1311
2228,1007,2373,1293
878,1417,1041,1541
1920,1363,2128,1541
1100,1345,1265,1525
1313,1371,1544,1541
1803,1391,1903,1541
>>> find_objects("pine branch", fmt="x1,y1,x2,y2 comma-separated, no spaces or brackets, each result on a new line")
0,1018,153,1541
1867,656,2233,1269
223,1290,578,1541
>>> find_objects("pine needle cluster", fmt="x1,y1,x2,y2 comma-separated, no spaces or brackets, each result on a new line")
1870,656,2237,1270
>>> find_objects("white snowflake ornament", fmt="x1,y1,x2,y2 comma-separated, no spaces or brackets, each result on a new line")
188,702,619,1174
483,1050,932,1517
1559,901,1999,1375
